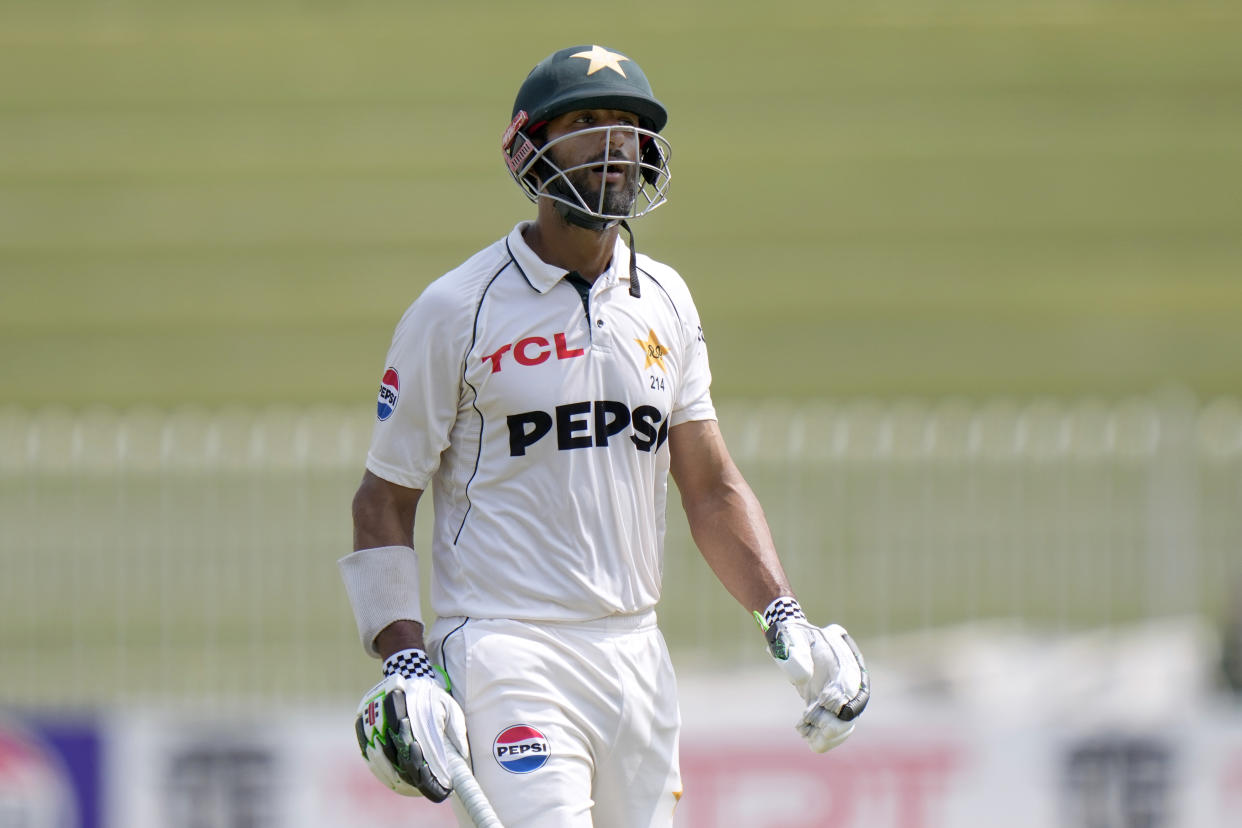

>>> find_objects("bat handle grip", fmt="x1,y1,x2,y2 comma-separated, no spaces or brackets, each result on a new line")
835,632,871,722
445,746,504,828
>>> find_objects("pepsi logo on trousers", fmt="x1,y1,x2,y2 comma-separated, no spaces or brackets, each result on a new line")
377,367,399,421
493,724,550,773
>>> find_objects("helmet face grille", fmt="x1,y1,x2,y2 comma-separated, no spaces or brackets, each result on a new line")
506,124,672,223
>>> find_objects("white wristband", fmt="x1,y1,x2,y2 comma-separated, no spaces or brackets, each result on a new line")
338,545,422,657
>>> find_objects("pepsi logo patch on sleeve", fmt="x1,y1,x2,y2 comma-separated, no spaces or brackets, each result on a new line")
377,367,400,421
493,724,550,773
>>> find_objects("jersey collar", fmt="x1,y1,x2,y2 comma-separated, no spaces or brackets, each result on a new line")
507,221,630,295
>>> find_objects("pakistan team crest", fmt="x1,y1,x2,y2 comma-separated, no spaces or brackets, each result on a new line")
634,329,668,372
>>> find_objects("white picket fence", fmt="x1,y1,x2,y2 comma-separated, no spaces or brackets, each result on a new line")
2,392,1240,707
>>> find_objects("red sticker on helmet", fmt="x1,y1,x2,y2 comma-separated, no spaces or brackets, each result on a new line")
506,138,535,173
502,110,529,150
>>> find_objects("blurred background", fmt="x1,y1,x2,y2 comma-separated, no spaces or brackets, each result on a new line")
2,0,1241,825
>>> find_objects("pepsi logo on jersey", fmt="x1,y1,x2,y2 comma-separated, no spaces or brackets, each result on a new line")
493,724,550,773
507,401,669,456
377,368,400,421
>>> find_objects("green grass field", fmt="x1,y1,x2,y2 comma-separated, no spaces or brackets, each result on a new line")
3,0,1241,407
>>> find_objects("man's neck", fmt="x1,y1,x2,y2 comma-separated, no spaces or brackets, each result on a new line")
523,203,619,282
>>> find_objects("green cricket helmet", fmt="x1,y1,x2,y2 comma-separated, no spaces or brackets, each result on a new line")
501,44,672,226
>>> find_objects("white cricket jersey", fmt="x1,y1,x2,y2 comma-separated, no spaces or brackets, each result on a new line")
366,221,716,622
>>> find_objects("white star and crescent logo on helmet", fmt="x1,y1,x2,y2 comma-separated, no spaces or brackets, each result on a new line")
570,45,629,77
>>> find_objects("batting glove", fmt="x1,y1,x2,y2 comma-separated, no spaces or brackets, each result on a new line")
354,648,469,801
758,597,870,753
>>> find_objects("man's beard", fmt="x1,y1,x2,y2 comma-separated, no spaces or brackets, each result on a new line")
548,159,640,218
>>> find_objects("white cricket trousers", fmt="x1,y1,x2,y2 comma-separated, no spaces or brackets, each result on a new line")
428,612,683,827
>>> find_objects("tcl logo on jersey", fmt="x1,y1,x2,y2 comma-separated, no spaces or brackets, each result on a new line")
481,332,584,373
493,725,550,773
508,401,669,456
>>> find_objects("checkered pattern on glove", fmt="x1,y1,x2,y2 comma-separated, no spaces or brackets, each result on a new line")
763,596,807,628
383,648,437,681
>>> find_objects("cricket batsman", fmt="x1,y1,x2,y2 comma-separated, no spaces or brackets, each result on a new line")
339,43,869,827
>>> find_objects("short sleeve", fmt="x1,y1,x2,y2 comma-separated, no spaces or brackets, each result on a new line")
670,286,716,426
365,282,471,489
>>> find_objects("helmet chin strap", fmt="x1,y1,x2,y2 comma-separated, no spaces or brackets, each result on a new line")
553,199,614,232
621,220,640,298
550,202,641,299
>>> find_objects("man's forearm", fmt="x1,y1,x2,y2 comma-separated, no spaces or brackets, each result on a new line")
683,473,793,614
